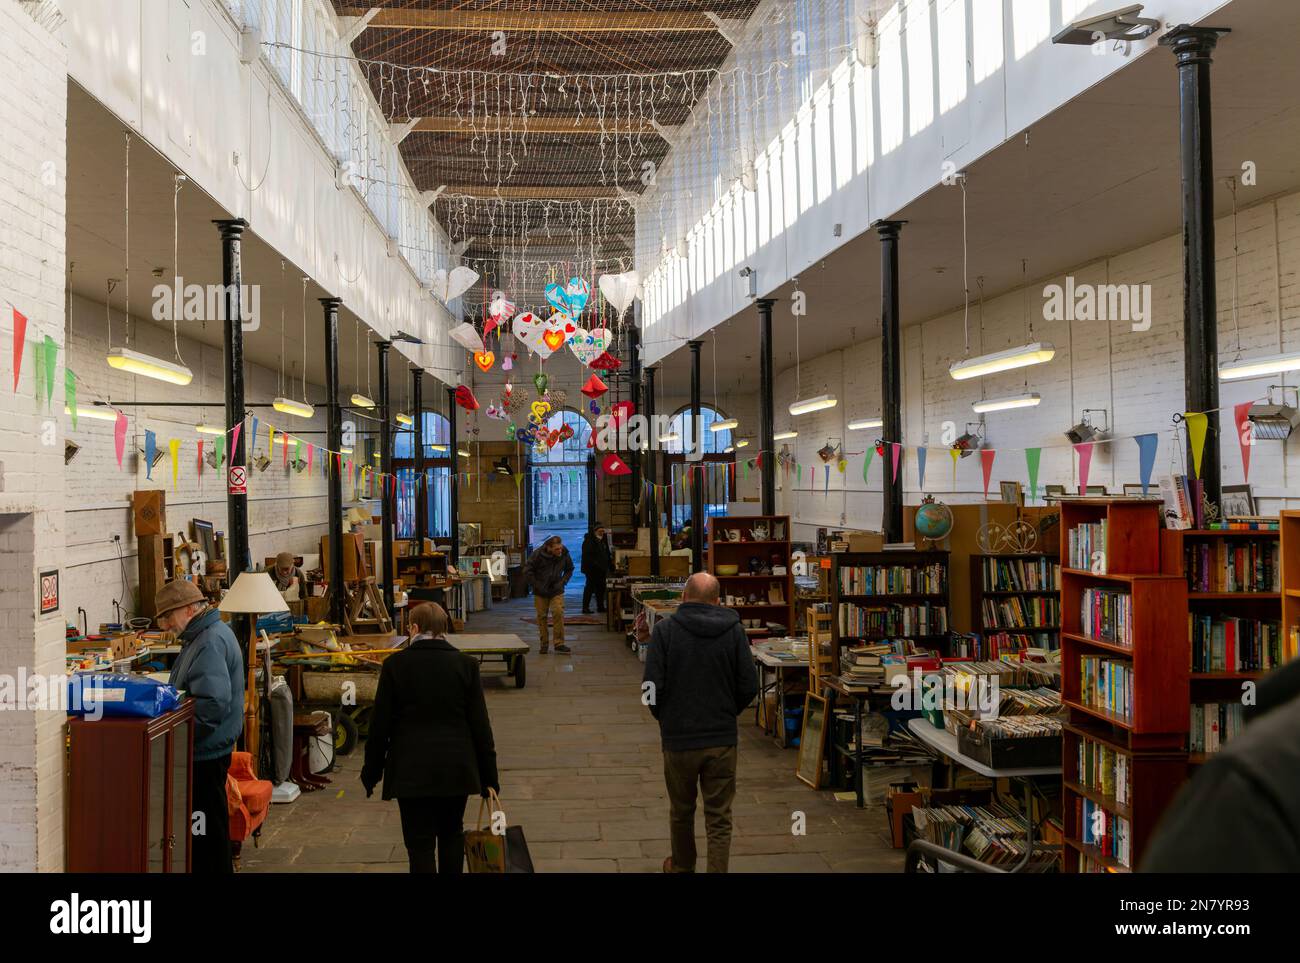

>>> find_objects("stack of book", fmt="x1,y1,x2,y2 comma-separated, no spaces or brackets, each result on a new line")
981,555,1061,591
1079,654,1133,721
1081,587,1133,646
1190,615,1283,672
911,803,1058,871
981,595,1060,629
1076,737,1130,806
1183,539,1280,592
837,563,947,595
1189,702,1245,754
837,602,948,638
1067,519,1108,571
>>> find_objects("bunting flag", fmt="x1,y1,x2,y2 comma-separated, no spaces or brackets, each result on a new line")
1184,411,1208,478
890,443,901,482
66,369,77,430
796,463,802,486
980,449,996,499
1135,433,1159,495
823,463,829,495
862,445,874,483
1075,442,1094,493
249,416,258,463
42,336,56,408
230,422,241,466
514,472,522,491
32,339,44,404
197,441,204,477
169,439,180,489
213,434,224,469
283,431,290,468
145,430,156,480
114,412,127,468
949,448,959,489
1234,401,1253,483
917,446,927,490
12,307,27,391
1025,448,1041,502
307,443,314,476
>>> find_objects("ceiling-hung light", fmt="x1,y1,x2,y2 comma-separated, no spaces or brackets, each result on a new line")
107,347,193,386
724,446,735,454
1248,388,1300,440
774,430,798,441
351,392,376,409
430,443,449,453
734,438,750,448
949,342,1056,381
194,422,224,435
273,397,315,418
339,446,354,455
1065,409,1110,445
973,393,1042,414
1219,351,1300,381
847,417,883,430
789,394,837,416
396,412,413,426
457,448,471,458
710,417,739,432
65,405,120,422
658,431,681,444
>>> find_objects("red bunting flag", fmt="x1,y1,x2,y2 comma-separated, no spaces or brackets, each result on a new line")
980,449,996,499
197,441,204,477
12,307,27,392
1234,401,1253,483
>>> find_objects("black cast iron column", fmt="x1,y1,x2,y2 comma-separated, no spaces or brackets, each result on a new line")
757,298,777,516
627,316,642,522
446,385,460,566
377,341,395,616
689,340,704,572
412,367,427,549
645,366,660,576
214,219,250,578
1161,24,1230,509
877,220,906,542
321,297,345,624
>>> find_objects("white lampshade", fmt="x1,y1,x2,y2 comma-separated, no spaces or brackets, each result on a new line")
219,571,290,614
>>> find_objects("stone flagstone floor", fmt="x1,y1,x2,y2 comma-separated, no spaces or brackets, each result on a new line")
242,595,903,873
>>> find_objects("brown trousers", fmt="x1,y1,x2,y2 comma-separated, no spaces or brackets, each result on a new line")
533,593,565,651
662,745,738,873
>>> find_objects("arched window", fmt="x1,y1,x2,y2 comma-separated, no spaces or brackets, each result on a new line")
663,405,733,455
394,413,452,539
662,405,734,530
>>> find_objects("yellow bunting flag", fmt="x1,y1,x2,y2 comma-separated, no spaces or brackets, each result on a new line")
1184,412,1209,478
950,447,960,489
169,439,181,489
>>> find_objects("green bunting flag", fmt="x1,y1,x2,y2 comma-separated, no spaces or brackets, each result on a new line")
65,369,77,429
1025,448,1042,503
215,435,225,468
863,446,874,483
42,336,56,409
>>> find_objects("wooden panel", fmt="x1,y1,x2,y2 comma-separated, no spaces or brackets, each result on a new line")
137,533,166,618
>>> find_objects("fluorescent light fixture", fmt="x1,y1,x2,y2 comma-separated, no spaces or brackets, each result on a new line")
339,446,353,455
395,412,413,426
658,431,681,444
847,417,883,430
1218,351,1300,381
372,451,381,460
972,392,1042,414
194,422,225,435
734,439,750,448
351,392,376,408
106,347,193,386
789,394,838,416
773,430,798,441
273,397,315,418
430,443,449,453
709,417,739,432
949,342,1055,381
273,434,296,445
457,448,471,458
724,446,735,453
65,405,119,422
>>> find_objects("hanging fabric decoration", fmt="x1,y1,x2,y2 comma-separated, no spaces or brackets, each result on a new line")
823,463,830,494
1025,448,1042,503
862,445,874,483
797,463,802,486
282,432,290,468
32,339,44,404
890,443,902,482
230,423,242,467
1184,412,1208,478
307,443,315,476
917,446,927,490
197,441,204,477
169,439,180,489
1075,442,1094,493
455,384,480,411
1134,433,1159,495
248,417,258,463
589,350,622,371
979,449,996,499
65,369,77,429
114,412,127,468
533,372,549,395
11,307,26,391
215,434,225,469
42,336,56,408
581,374,608,399
949,448,960,489
601,453,631,476
145,430,156,480
1233,401,1253,483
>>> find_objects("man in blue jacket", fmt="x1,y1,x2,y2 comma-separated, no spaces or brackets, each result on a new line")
642,572,758,873
524,535,575,654
155,580,245,874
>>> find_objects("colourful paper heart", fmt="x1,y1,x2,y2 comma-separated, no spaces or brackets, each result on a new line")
533,372,549,395
454,384,479,411
474,350,495,373
542,328,566,352
530,400,551,421
563,277,590,316
502,354,514,371
568,326,612,366
601,453,631,476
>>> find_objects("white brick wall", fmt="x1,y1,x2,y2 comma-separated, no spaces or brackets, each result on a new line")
0,0,67,872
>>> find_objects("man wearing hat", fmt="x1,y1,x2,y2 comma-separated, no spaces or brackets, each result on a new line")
155,580,245,874
271,551,306,600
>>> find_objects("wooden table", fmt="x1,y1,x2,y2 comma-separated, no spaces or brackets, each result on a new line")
752,645,809,749
448,633,530,689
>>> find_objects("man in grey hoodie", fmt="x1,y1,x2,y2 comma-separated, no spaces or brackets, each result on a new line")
642,572,759,873
525,535,575,654
156,580,245,874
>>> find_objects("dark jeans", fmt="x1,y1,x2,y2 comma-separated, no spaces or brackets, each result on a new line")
662,745,738,873
582,574,607,612
398,795,469,873
192,753,233,874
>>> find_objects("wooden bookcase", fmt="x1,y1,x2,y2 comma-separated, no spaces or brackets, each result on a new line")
829,550,951,663
1059,499,1188,873
1282,511,1300,664
969,552,1062,656
706,514,794,639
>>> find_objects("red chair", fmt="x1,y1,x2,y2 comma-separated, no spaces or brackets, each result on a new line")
227,751,273,869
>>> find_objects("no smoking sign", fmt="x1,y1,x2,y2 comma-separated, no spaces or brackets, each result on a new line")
228,465,247,495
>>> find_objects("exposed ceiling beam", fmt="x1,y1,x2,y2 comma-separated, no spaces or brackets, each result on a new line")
443,185,633,200
338,7,381,45
409,116,667,136
388,118,419,144
339,8,719,32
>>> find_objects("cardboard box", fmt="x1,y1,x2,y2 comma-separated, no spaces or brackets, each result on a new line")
132,490,166,537
846,530,885,553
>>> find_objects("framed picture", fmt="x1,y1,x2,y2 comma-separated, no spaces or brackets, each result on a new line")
999,481,1023,505
1044,484,1067,501
796,692,829,789
1221,485,1255,518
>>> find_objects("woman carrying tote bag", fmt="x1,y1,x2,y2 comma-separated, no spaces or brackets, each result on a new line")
361,602,499,873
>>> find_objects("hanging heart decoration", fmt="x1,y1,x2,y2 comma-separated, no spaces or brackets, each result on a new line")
546,429,561,449
505,424,516,440
533,372,549,395
511,312,546,356
544,276,591,318
501,353,515,371
559,423,575,441
598,270,641,319
542,325,568,353
485,404,509,421
430,265,480,305
449,322,485,354
486,290,516,334
581,374,608,399
610,400,635,425
568,326,612,366
474,350,495,373
454,384,479,411
545,389,567,409
529,400,551,424
601,453,632,476
588,400,601,416
589,350,621,371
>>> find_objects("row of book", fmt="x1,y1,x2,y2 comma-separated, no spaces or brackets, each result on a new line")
1076,736,1130,806
951,631,1058,660
1182,539,1280,593
1190,615,1285,673
979,555,1061,592
1080,798,1133,869
1066,519,1108,572
981,596,1060,630
977,715,1062,738
837,602,948,638
1080,587,1132,647
1159,474,1204,531
1189,701,1245,755
1079,654,1133,722
837,563,947,596
911,803,1057,870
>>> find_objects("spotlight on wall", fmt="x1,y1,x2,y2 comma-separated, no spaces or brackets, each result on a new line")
952,423,984,458
1247,387,1300,440
1051,4,1158,45
738,266,757,299
254,452,272,472
291,457,308,473
204,448,220,470
1065,409,1110,445
64,440,81,465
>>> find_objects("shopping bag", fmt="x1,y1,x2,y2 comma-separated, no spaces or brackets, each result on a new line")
464,790,535,873
67,673,181,718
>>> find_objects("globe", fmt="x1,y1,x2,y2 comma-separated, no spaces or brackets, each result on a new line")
914,497,954,542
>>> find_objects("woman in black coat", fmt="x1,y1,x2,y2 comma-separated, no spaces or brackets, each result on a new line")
361,602,499,873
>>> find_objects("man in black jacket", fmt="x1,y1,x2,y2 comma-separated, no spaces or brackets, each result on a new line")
524,536,574,654
580,522,613,615
642,572,759,873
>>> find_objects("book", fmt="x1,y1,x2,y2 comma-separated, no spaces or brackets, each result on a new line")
1080,588,1132,647
1067,520,1108,571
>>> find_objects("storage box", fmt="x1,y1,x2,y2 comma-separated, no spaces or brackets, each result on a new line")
846,530,885,553
957,726,1060,769
132,490,166,537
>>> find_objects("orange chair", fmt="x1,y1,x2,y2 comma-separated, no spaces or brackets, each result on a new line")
227,751,273,868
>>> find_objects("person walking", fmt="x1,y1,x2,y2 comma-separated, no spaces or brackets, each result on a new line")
155,580,244,874
361,603,499,874
641,572,758,873
580,522,613,615
525,535,574,654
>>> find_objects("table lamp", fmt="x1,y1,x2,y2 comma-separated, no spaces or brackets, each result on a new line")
220,572,289,782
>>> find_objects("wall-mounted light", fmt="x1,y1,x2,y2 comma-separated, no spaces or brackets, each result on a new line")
1051,4,1158,45
789,394,838,416
949,342,1056,381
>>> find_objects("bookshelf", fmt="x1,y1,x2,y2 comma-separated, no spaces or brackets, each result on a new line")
829,550,951,664
1058,499,1188,873
1282,511,1300,665
705,515,794,639
969,552,1062,657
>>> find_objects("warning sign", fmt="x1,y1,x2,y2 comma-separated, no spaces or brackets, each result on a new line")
228,465,247,495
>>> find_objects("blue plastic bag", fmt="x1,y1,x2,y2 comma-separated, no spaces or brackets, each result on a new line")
68,673,181,719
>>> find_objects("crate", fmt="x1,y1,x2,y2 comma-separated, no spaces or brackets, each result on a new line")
957,726,1060,769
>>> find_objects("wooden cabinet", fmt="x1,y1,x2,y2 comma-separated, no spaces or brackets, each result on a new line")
67,701,194,872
